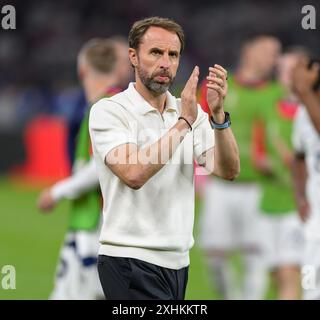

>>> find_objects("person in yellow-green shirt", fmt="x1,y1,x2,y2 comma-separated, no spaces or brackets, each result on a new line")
37,37,132,299
199,34,282,300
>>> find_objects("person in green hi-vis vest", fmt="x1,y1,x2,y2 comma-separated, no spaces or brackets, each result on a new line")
37,37,132,299
198,34,282,300
258,48,310,300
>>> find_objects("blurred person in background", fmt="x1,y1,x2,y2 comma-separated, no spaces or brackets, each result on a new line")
67,36,131,165
291,56,320,300
257,47,310,300
198,34,281,300
65,89,87,166
37,37,132,299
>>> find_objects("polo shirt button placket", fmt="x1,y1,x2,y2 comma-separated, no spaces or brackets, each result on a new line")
162,114,168,129
158,111,166,130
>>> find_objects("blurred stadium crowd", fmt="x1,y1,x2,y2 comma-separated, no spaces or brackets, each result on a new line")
0,0,318,134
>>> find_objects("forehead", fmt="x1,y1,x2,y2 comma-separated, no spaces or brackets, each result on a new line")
279,54,300,67
140,26,181,51
254,38,280,51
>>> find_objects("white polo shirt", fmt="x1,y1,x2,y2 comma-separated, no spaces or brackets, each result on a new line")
292,105,320,240
89,82,214,269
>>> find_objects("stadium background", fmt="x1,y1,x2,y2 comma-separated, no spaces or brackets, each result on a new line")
0,0,319,299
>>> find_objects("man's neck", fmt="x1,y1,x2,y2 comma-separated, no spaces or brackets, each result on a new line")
282,88,299,103
134,78,167,113
235,65,268,87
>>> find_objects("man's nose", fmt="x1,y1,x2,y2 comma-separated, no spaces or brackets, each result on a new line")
159,53,171,69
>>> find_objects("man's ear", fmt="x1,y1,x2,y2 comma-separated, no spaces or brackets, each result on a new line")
128,48,138,67
77,65,86,82
77,56,88,82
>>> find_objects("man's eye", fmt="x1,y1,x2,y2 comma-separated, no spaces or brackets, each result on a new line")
151,51,162,56
169,52,178,58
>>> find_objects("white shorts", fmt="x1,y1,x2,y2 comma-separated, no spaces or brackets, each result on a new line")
198,179,264,250
50,229,104,300
301,179,320,299
302,236,320,300
304,178,320,240
261,213,304,269
301,180,320,299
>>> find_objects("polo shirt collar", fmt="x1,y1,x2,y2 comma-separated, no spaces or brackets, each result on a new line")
126,82,178,115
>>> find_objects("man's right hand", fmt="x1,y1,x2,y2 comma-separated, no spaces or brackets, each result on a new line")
297,197,310,223
180,66,199,126
254,157,274,177
37,189,56,212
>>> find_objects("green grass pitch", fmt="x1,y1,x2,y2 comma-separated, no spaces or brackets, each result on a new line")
0,177,274,300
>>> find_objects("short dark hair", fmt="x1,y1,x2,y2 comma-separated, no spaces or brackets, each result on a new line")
243,33,280,48
79,38,117,74
283,45,313,59
128,16,185,53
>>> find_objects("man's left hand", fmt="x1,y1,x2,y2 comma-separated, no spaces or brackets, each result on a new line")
206,64,228,122
37,189,56,212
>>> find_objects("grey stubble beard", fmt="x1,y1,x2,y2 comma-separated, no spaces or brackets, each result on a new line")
137,66,173,95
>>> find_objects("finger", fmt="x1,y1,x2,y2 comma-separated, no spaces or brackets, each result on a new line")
187,66,199,85
206,76,224,86
38,199,48,211
206,83,223,94
213,64,227,74
209,65,227,77
183,66,199,93
189,66,199,93
194,65,200,77
209,68,225,80
212,64,228,80
209,67,226,80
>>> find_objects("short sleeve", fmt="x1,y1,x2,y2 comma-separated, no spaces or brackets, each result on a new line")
193,105,215,162
292,107,305,154
89,98,137,162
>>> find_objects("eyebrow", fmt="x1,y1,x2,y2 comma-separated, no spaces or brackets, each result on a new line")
149,47,163,52
169,50,179,56
149,47,179,55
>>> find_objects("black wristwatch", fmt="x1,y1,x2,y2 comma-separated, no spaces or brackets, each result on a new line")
209,112,231,130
